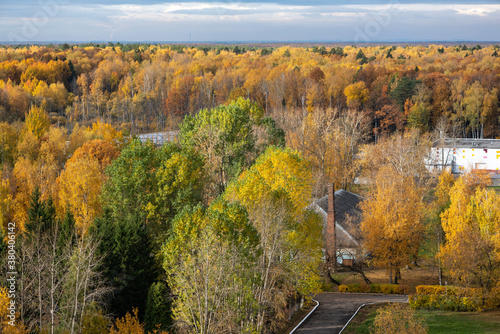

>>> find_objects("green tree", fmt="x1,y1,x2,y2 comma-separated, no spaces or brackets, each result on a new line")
144,282,172,333
163,200,260,334
91,208,157,321
179,98,282,198
407,102,430,131
96,139,204,320
150,144,205,233
81,303,110,334
390,76,420,109
100,139,162,227
179,99,255,196
101,139,204,239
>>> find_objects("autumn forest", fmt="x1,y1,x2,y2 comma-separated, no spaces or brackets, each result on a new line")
0,43,500,333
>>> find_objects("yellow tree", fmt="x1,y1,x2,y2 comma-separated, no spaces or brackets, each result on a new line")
39,126,68,168
439,172,500,291
110,309,145,334
0,173,13,234
57,155,104,234
70,139,119,170
344,81,369,109
0,122,20,167
225,146,323,332
25,105,49,140
361,166,424,284
67,123,95,156
12,158,38,232
16,131,40,163
163,200,260,334
57,136,120,234
11,126,67,231
88,120,125,148
429,169,456,284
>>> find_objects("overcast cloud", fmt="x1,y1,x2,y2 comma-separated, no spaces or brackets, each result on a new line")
1,0,499,42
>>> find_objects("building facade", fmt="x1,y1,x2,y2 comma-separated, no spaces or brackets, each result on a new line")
428,139,500,181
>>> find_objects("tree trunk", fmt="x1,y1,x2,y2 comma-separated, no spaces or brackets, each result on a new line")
395,268,401,284
342,263,372,285
327,271,341,286
70,255,80,334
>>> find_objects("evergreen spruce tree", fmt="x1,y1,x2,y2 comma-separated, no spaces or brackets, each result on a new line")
58,206,76,253
144,281,172,332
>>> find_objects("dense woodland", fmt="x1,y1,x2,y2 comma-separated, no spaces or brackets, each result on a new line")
0,44,500,333
0,43,499,137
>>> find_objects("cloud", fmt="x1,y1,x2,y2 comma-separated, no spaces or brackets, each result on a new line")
1,0,499,42
455,6,497,16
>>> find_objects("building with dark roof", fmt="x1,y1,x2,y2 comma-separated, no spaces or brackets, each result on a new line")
308,188,364,265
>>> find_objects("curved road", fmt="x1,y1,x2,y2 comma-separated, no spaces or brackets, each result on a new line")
294,293,408,334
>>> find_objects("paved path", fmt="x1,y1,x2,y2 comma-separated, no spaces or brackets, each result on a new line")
294,293,408,334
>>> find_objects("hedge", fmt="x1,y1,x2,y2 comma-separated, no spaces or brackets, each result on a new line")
338,283,409,295
410,285,500,312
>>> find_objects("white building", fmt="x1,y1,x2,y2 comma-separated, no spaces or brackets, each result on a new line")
428,139,500,182
137,131,179,146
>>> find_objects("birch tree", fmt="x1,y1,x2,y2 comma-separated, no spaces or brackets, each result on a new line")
439,172,500,292
226,146,323,332
163,200,260,334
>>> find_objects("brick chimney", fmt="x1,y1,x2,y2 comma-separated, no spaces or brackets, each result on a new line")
326,183,336,271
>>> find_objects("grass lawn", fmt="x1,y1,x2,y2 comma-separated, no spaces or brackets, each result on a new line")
419,310,500,334
340,303,385,334
342,304,500,334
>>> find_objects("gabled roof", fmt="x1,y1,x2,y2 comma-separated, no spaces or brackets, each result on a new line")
308,189,364,249
316,189,363,225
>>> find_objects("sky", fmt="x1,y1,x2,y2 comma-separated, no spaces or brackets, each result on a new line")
1,0,499,43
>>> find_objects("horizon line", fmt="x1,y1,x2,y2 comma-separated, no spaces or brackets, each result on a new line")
2,40,500,46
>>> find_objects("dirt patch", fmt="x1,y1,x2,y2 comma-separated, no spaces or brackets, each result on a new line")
338,266,440,293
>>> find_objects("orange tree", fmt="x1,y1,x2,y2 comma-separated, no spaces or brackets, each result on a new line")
361,166,425,284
